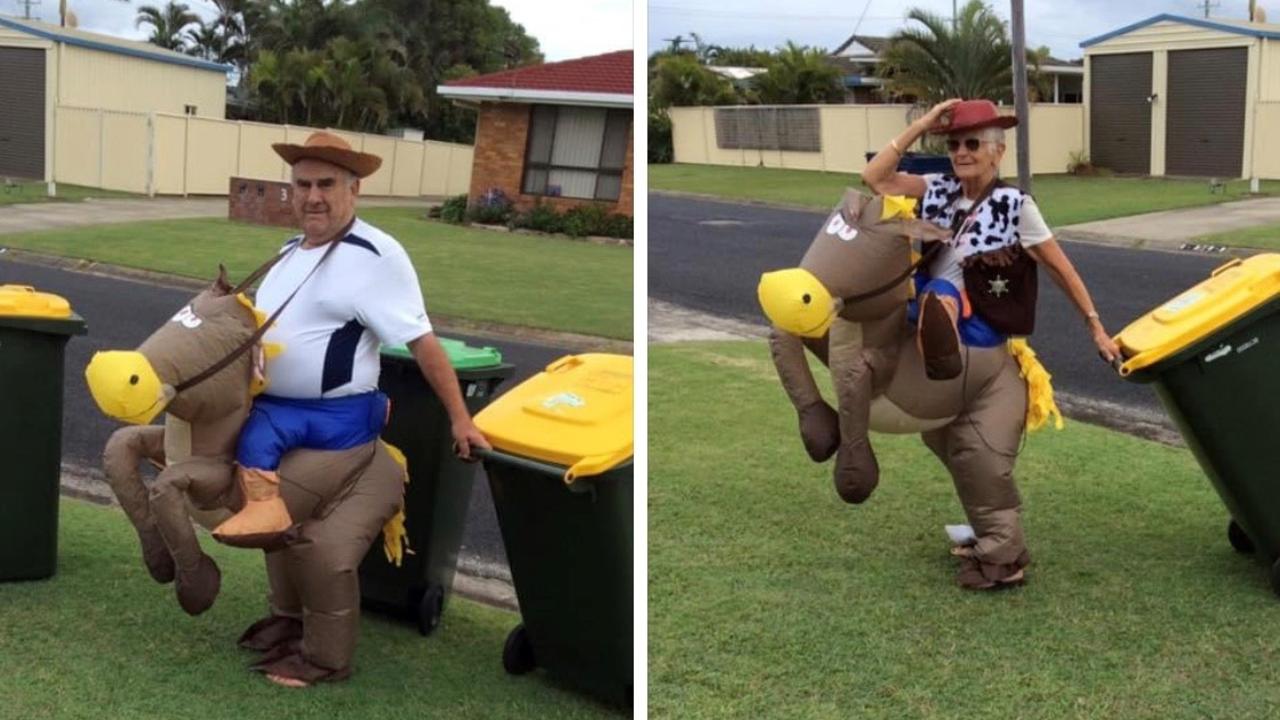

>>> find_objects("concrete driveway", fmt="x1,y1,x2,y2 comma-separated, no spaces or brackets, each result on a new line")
0,196,432,235
1060,196,1280,247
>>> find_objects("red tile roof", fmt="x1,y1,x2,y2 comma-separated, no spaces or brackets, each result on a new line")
444,50,632,96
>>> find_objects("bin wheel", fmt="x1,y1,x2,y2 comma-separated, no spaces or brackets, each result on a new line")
417,585,444,636
502,624,536,675
1229,520,1255,555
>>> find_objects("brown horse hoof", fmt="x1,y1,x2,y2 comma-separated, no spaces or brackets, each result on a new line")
238,615,303,652
832,444,879,504
137,525,175,584
920,293,962,381
175,554,221,616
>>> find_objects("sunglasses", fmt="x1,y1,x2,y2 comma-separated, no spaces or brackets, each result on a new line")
946,137,987,153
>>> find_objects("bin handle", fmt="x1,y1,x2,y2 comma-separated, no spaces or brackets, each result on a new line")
1211,258,1243,277
545,355,583,374
475,447,569,478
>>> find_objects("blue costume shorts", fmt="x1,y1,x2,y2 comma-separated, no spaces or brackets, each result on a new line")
906,276,1007,349
236,391,389,470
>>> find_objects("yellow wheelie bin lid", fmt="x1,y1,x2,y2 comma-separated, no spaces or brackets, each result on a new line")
1115,254,1280,377
0,285,73,319
474,353,632,484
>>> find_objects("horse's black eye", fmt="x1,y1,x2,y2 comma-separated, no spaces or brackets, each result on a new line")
129,375,139,386
802,294,811,304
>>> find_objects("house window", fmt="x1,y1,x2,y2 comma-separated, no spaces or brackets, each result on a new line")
522,105,630,201
184,105,198,116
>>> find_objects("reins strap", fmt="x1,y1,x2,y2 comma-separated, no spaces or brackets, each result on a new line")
174,236,341,394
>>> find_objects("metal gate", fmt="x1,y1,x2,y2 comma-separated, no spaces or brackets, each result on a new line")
1166,47,1247,178
1089,53,1152,174
0,46,46,180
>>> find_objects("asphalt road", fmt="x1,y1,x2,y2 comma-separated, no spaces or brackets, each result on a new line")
0,257,574,574
650,193,1228,418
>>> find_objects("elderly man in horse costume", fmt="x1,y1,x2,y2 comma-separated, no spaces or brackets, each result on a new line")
85,132,488,686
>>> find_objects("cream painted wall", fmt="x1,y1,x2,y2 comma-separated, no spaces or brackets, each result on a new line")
1260,38,1280,101
52,107,474,196
57,45,226,117
669,104,1085,176
1084,20,1261,54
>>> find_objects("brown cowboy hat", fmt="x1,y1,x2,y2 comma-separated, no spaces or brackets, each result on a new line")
928,99,1018,134
272,131,382,178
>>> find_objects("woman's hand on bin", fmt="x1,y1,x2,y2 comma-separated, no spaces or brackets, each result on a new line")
451,418,491,462
1091,321,1122,369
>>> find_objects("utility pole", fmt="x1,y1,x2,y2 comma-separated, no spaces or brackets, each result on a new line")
1010,0,1031,192
1198,0,1220,18
953,0,958,30
18,0,41,20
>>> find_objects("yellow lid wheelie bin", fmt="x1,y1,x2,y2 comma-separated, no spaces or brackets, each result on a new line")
1116,254,1280,594
474,353,633,707
0,286,86,581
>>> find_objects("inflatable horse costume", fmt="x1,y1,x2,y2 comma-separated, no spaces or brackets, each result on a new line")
85,265,409,683
758,189,1061,589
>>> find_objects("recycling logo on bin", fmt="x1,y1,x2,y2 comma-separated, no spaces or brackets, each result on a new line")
542,392,586,410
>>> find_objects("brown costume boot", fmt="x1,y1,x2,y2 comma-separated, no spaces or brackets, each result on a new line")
919,292,962,381
212,467,296,549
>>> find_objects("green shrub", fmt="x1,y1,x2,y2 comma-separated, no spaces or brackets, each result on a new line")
562,203,613,237
439,193,468,224
648,108,674,164
605,213,633,240
515,201,565,234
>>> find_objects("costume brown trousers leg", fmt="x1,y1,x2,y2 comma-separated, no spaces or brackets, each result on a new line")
271,445,404,673
922,353,1029,570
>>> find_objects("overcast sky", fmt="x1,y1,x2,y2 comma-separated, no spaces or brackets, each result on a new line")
9,0,633,61
649,0,1262,61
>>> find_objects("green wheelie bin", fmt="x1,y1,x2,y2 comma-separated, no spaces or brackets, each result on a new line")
474,353,633,707
358,337,514,634
1115,254,1280,594
0,286,86,582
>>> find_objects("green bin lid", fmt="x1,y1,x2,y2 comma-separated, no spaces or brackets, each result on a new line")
381,336,503,370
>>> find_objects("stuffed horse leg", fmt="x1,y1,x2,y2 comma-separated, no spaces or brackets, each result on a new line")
921,353,1029,588
768,328,839,462
103,425,173,583
148,457,233,615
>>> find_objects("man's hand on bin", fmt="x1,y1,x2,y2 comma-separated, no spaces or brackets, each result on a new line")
452,418,491,462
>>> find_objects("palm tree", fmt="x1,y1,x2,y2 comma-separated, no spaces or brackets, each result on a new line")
650,53,738,109
136,1,199,52
184,20,226,62
1026,45,1055,102
752,42,844,105
875,0,1013,103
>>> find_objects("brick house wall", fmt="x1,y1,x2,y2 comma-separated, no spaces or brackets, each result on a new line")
228,177,297,228
467,102,634,218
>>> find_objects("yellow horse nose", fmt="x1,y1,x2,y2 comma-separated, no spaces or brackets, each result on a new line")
85,351,168,425
757,268,837,338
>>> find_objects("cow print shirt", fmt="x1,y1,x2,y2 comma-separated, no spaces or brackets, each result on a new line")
918,173,1052,290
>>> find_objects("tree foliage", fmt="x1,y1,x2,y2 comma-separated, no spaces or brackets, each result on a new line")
751,42,844,105
135,1,199,51
876,0,1051,104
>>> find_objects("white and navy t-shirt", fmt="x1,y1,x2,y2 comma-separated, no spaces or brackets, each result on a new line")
919,173,1053,291
256,217,432,399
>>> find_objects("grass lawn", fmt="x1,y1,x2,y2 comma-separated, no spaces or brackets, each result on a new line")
650,163,1280,227
0,182,139,205
650,341,1280,719
1195,222,1280,251
0,207,632,339
0,498,620,720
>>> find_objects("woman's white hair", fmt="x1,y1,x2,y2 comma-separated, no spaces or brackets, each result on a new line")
980,126,1006,146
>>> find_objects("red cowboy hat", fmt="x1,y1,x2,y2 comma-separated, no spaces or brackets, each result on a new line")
928,99,1018,134
272,131,382,178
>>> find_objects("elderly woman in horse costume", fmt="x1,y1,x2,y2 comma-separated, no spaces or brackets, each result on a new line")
85,132,487,686
759,99,1119,590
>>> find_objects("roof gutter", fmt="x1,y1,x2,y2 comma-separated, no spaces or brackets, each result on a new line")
436,85,632,108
